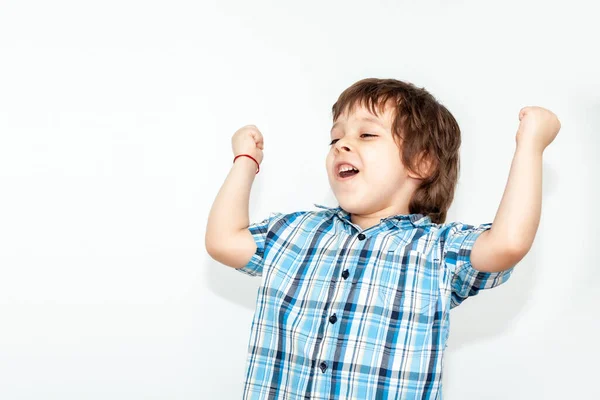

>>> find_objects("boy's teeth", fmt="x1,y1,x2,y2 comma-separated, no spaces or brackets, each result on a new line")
338,164,358,173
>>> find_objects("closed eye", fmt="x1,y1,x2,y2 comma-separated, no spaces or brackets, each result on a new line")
329,133,376,146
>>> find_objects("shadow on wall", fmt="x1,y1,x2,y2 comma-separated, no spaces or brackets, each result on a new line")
205,258,261,311
446,160,558,351
204,177,266,311
445,255,535,352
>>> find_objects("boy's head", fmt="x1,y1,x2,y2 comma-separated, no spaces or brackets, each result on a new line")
326,78,461,224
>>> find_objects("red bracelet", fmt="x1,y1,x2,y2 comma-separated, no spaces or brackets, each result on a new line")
233,154,260,174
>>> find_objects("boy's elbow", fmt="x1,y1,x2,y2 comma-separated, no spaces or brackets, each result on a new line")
205,235,219,260
205,230,228,261
205,233,228,259
204,229,257,269
205,236,229,267
471,234,528,273
492,245,528,272
204,230,218,258
507,238,532,262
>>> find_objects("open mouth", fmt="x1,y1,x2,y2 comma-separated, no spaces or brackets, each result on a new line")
337,164,360,179
339,168,359,178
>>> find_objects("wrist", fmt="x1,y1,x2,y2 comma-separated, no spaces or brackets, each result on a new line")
233,154,260,174
515,140,544,156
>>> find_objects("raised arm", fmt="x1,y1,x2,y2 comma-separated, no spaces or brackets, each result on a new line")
471,106,561,273
205,125,264,269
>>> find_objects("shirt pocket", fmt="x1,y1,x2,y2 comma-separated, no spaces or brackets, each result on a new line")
377,248,435,317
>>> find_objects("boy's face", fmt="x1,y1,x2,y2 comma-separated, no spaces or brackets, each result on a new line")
326,102,419,217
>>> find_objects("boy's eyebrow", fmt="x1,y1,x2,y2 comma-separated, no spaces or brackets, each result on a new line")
331,116,384,133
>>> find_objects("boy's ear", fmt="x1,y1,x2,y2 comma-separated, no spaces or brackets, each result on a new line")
407,151,436,180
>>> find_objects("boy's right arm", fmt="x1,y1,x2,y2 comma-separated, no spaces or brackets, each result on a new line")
205,125,264,269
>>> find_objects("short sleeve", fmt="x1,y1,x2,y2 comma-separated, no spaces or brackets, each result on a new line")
442,222,514,308
236,212,284,277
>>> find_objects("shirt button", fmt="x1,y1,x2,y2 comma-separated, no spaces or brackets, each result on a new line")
319,361,327,372
341,269,349,280
328,313,337,324
358,233,366,240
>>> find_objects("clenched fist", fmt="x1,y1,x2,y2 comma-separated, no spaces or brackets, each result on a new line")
232,125,264,166
516,106,561,152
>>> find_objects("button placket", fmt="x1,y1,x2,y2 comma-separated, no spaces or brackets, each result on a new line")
316,230,366,378
341,232,365,282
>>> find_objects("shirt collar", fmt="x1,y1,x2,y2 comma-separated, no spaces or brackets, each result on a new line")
313,203,431,228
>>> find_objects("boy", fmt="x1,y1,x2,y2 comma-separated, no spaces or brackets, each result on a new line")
205,78,561,399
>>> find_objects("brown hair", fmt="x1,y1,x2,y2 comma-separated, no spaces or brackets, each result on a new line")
332,78,461,224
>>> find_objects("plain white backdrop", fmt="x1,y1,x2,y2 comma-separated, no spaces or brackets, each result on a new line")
1,0,599,399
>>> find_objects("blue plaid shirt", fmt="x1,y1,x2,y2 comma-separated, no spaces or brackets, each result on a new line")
236,204,513,399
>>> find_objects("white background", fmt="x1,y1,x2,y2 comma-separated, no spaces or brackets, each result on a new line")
1,0,599,399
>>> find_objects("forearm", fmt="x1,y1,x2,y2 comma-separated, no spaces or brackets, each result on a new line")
490,143,543,253
205,157,258,248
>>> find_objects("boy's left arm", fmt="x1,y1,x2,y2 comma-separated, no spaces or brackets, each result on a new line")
471,106,561,273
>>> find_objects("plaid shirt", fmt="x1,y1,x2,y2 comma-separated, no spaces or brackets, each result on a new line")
236,204,513,399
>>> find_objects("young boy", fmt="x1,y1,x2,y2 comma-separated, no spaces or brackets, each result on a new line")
205,78,561,399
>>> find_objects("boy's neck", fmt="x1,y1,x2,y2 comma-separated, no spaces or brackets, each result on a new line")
350,206,411,231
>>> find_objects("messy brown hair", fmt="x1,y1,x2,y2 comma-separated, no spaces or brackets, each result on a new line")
332,78,461,224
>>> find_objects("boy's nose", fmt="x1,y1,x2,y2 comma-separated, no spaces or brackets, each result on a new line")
335,141,352,152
